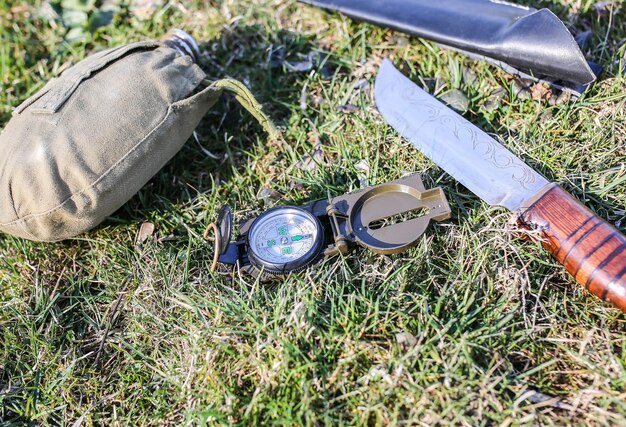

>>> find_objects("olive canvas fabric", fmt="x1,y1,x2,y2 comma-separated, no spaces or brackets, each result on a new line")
0,41,224,241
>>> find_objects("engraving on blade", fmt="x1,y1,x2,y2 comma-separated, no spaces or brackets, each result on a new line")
374,59,549,211
388,94,537,189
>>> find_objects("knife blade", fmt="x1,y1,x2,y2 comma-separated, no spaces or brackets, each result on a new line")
375,59,626,312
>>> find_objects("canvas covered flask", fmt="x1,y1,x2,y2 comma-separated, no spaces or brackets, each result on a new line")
0,30,275,242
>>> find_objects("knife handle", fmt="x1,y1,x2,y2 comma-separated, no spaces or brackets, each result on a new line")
520,185,626,312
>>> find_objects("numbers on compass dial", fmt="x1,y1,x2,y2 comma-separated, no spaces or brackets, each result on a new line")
248,208,320,265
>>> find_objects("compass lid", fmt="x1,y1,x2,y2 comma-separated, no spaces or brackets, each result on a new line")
216,205,233,255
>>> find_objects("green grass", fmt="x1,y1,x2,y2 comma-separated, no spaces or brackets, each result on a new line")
1,0,626,425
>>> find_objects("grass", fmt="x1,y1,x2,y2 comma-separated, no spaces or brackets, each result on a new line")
1,0,625,425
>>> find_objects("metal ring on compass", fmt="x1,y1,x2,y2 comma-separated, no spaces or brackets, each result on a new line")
246,206,325,275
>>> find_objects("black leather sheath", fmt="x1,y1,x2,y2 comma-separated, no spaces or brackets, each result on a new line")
299,0,599,94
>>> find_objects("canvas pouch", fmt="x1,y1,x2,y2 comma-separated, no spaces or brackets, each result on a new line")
0,37,275,242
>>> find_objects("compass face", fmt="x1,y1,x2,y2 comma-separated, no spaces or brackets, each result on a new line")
247,207,323,272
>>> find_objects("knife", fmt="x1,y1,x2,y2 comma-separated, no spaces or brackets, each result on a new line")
374,59,626,312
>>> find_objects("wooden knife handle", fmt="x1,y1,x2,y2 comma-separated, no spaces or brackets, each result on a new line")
520,185,626,312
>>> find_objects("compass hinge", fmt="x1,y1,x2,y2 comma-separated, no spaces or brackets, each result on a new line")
324,203,350,256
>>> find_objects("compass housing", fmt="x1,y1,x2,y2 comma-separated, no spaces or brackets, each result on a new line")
246,206,325,274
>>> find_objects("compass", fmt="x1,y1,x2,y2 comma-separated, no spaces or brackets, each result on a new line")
208,173,451,279
246,207,325,274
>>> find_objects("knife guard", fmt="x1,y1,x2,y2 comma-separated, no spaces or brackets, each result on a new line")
520,184,626,312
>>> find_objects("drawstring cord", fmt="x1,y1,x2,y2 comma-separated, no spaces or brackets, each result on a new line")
204,78,280,141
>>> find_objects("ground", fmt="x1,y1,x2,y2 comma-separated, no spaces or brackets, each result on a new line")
1,0,625,425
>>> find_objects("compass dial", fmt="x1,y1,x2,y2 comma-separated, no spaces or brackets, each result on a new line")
247,207,324,274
